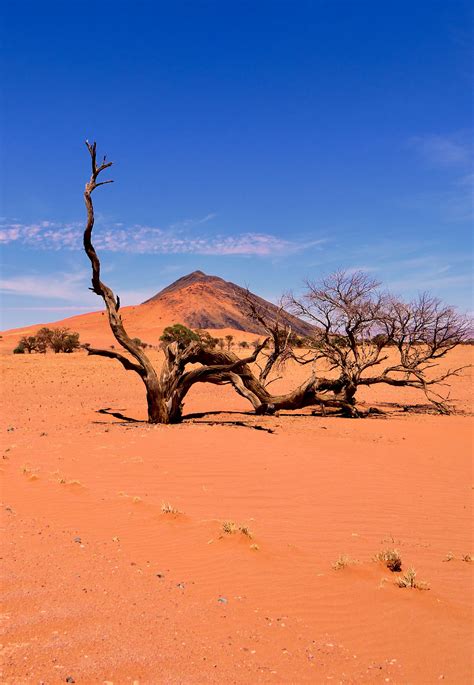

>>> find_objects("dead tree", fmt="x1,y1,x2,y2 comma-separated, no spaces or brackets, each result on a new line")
241,289,294,386
83,142,268,423
287,271,470,415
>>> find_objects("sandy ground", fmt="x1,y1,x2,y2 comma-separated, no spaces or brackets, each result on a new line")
1,347,473,684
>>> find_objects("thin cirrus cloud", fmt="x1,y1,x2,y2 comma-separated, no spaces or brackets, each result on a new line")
408,131,472,168
0,219,324,257
0,271,155,307
405,132,473,222
0,271,91,302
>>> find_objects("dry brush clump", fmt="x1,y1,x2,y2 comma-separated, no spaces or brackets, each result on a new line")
443,553,472,562
374,549,403,572
161,502,180,515
332,555,357,570
221,521,253,538
397,568,429,590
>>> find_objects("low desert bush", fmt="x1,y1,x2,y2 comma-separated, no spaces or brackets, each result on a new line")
374,549,402,572
132,337,147,348
15,327,80,354
160,324,200,348
396,568,429,590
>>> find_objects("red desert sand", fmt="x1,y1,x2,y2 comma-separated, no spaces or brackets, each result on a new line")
1,338,473,683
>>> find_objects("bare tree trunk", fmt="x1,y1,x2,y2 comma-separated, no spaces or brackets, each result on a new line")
83,142,171,423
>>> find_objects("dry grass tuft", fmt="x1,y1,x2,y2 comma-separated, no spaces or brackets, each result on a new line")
118,491,142,502
374,549,402,572
222,521,253,538
443,552,455,562
161,502,179,514
332,555,355,570
56,475,83,486
461,554,472,563
396,568,429,590
21,464,38,477
222,520,238,534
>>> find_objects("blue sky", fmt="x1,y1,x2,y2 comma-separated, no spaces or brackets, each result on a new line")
1,0,472,329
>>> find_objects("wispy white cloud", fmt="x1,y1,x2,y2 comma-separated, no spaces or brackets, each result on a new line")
387,272,473,293
0,271,88,301
0,221,82,248
344,265,379,275
402,171,474,222
168,213,217,230
1,305,94,312
0,218,324,257
404,131,473,222
0,270,154,307
408,132,472,167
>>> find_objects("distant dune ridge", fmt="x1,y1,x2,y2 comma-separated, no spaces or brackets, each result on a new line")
0,270,314,350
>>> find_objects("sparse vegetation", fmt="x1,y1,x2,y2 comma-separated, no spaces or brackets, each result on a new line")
222,521,253,538
397,568,429,590
161,502,180,514
222,520,238,534
462,554,472,563
195,330,219,349
374,549,402,572
132,337,146,348
332,555,355,570
15,327,81,354
17,336,38,353
160,324,200,348
48,328,81,353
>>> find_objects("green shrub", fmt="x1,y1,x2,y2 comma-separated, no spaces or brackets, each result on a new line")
160,324,200,347
15,327,81,354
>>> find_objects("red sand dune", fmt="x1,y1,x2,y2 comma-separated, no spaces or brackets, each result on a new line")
1,342,473,684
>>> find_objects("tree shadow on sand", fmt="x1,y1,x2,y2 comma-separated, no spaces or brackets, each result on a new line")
95,407,146,423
